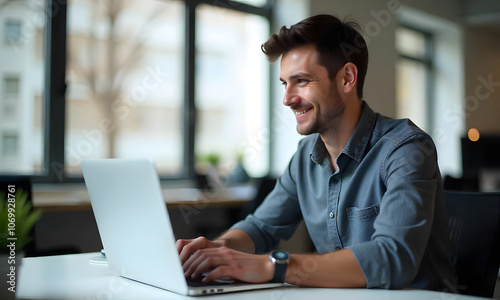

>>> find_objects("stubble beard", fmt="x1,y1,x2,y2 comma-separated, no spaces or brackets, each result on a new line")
296,84,345,136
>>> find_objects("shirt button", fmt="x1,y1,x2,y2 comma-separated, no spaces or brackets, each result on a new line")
331,178,338,184
335,246,341,251
329,212,334,218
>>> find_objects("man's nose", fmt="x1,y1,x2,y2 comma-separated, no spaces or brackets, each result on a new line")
283,86,300,107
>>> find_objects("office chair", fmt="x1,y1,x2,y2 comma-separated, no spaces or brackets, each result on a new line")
443,190,500,298
443,175,479,192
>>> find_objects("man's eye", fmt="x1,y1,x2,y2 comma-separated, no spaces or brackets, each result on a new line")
281,82,287,88
297,79,308,85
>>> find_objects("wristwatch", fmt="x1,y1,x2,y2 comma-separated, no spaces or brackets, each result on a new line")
269,250,290,283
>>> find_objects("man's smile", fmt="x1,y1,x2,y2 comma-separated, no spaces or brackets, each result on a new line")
293,107,313,118
294,108,311,116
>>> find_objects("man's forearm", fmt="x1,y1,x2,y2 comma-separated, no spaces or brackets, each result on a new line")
286,249,367,288
215,229,256,254
216,230,366,288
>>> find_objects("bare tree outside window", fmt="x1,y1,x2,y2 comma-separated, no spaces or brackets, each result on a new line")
66,0,184,174
0,0,271,179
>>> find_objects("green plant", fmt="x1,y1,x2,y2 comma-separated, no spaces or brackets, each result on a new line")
0,189,41,253
236,151,245,165
205,152,221,166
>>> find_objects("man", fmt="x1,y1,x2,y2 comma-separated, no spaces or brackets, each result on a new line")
177,14,454,290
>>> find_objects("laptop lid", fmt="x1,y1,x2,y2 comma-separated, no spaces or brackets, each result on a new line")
82,158,190,295
82,158,283,296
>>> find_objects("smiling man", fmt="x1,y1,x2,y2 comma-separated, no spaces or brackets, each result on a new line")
177,14,454,291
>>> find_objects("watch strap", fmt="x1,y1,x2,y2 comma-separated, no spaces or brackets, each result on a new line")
272,261,287,283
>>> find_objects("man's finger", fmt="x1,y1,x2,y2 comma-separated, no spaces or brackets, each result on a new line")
183,248,218,278
202,265,235,283
175,239,191,255
179,237,205,263
184,248,234,279
179,244,194,264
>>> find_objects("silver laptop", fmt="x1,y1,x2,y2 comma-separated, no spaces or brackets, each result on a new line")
81,158,283,296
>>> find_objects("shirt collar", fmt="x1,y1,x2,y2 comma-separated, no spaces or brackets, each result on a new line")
342,101,376,162
310,101,376,166
310,134,330,171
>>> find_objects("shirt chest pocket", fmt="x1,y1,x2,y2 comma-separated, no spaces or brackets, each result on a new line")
346,204,380,224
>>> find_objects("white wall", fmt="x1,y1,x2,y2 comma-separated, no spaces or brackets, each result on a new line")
310,0,400,118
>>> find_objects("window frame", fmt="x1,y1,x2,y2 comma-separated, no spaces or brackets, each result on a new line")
396,24,434,133
30,0,273,183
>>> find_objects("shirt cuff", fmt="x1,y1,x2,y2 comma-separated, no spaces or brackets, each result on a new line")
230,216,275,254
347,241,391,289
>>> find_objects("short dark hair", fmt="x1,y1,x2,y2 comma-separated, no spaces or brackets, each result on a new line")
261,14,369,99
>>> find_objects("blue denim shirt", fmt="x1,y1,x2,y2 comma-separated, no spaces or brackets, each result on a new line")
231,101,454,290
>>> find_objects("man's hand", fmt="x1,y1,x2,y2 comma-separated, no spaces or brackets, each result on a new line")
182,246,274,284
176,232,366,287
176,236,224,265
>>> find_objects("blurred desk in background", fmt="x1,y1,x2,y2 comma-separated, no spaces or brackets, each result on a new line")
32,184,256,212
30,184,257,255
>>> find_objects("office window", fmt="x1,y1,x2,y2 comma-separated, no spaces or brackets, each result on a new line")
4,20,22,43
396,26,433,132
2,132,18,157
195,4,269,177
66,0,185,175
2,76,20,114
0,0,271,182
2,76,20,100
0,0,45,174
63,0,271,179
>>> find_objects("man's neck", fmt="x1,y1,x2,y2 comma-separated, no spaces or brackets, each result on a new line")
320,100,362,171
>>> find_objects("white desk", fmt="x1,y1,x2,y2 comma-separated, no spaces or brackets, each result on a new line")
17,252,485,300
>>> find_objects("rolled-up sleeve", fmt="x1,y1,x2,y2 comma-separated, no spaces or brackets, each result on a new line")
231,158,303,254
347,134,440,289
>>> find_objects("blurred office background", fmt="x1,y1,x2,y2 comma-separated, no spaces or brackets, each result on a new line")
0,0,500,262
1,0,500,186
2,2,500,297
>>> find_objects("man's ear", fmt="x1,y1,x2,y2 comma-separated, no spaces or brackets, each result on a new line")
341,62,358,94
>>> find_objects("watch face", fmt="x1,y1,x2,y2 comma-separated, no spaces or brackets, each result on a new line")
273,251,289,260
271,250,290,263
